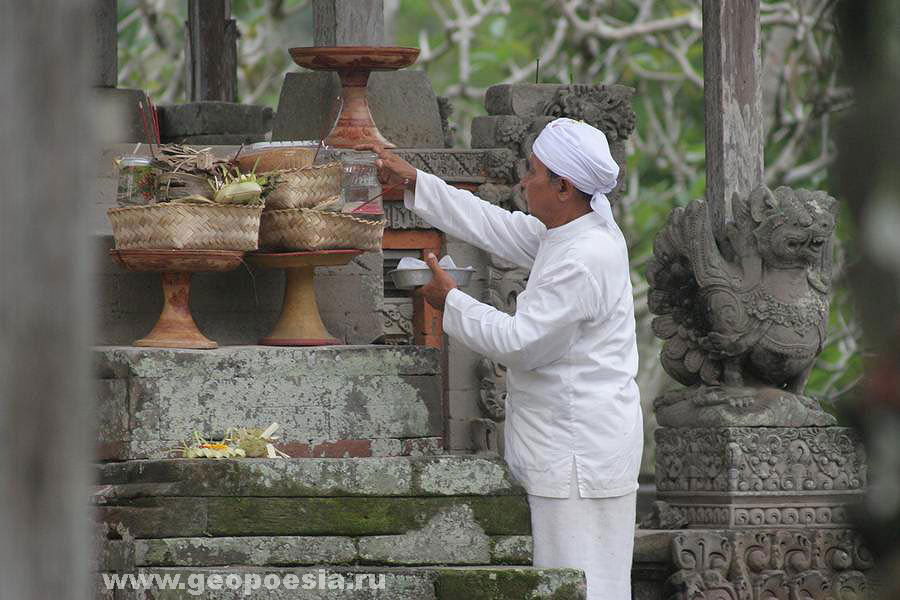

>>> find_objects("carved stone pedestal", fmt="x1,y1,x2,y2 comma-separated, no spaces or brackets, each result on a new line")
655,427,867,529
666,528,874,600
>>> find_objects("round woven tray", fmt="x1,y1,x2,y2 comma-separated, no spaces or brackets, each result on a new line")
235,147,317,173
108,203,262,251
265,162,342,210
259,208,384,252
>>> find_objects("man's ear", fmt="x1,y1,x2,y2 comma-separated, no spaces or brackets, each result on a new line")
558,178,574,201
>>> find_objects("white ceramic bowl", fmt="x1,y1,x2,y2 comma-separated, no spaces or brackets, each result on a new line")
388,268,474,290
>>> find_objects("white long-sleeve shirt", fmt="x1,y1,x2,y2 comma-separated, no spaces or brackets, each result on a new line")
405,170,643,498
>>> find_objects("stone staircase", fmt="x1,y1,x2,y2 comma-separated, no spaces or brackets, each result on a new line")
93,346,587,599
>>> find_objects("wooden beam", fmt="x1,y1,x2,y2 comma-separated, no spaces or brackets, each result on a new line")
702,0,764,244
187,0,237,102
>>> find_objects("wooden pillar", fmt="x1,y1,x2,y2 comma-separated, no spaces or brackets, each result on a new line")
313,0,385,47
702,0,764,246
0,1,95,599
187,0,237,102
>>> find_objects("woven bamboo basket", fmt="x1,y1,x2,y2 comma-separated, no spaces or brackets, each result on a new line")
259,208,384,252
108,203,263,250
265,162,342,210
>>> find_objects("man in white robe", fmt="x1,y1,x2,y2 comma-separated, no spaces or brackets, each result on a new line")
358,117,642,600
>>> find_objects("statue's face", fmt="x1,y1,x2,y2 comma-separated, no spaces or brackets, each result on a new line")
760,196,835,268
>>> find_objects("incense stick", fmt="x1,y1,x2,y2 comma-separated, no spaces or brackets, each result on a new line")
138,101,156,159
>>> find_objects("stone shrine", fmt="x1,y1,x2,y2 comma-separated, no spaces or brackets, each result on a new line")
88,1,875,599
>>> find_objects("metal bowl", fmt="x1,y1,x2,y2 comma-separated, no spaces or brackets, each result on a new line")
389,268,474,290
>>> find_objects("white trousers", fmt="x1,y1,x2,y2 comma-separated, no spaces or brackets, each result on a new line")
527,460,636,600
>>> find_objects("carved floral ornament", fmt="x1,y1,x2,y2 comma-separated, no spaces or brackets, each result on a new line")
667,530,874,600
655,428,866,494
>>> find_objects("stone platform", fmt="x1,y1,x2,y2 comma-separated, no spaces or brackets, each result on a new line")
94,456,585,599
95,346,443,461
655,427,867,529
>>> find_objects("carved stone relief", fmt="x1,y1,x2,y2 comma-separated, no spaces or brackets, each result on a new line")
655,427,867,494
667,529,874,600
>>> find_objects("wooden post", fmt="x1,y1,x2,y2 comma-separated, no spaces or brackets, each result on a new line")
313,0,385,47
702,0,764,247
186,0,237,102
0,2,95,599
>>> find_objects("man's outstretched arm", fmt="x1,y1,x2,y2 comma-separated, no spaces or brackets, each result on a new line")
359,144,545,270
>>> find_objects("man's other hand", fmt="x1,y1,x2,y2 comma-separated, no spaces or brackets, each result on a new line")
354,144,417,190
417,253,457,310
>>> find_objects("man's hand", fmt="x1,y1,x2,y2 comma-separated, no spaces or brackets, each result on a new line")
417,253,457,310
354,144,417,190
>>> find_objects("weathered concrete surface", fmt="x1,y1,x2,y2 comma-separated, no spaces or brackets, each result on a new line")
490,536,533,565
135,536,358,567
484,84,570,117
165,133,268,145
97,456,522,497
126,534,534,568
272,72,445,148
95,346,440,460
357,504,491,565
435,567,585,600
158,102,274,137
94,566,586,599
470,115,528,150
203,496,530,537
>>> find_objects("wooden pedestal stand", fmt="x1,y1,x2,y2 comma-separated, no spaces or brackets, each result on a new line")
110,249,244,349
248,249,361,346
288,46,419,148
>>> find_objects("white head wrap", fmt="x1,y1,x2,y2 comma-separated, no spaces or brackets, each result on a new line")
531,118,621,236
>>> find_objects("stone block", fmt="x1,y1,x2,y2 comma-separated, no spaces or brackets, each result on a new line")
357,504,491,565
655,426,867,528
272,71,445,148
100,567,438,600
96,378,128,444
166,133,268,145
158,102,274,137
489,536,532,565
96,498,208,539
470,115,528,150
434,567,585,600
97,456,522,498
447,417,476,453
313,0,385,46
93,565,592,600
205,496,531,536
135,536,357,567
93,346,442,459
484,84,566,117
413,456,522,496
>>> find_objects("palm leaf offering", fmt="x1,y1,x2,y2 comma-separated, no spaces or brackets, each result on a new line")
176,423,288,459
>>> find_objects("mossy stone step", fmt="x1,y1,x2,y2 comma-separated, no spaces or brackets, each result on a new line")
97,456,523,498
96,566,585,599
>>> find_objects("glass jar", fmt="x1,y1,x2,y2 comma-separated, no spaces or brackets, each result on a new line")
339,151,383,216
115,156,157,206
